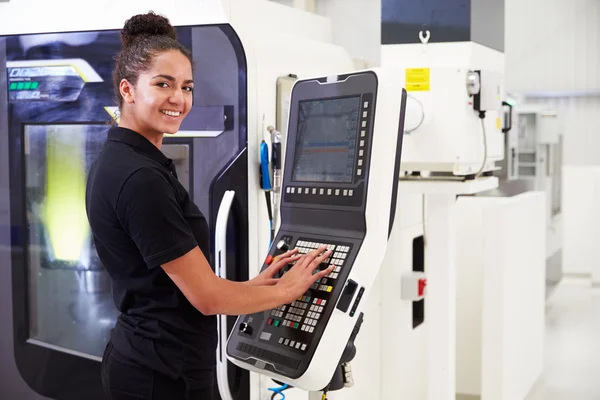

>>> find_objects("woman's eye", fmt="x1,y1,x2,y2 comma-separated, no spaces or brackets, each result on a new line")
184,86,194,92
157,82,169,88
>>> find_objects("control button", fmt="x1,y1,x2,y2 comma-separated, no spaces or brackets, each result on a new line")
265,255,274,265
279,337,284,344
301,344,307,351
319,188,324,195
349,190,354,196
284,339,290,345
290,341,296,347
362,121,367,128
364,101,369,108
267,318,273,325
309,327,314,333
276,239,290,252
343,190,348,196
304,188,309,194
327,189,332,195
335,189,340,196
418,278,427,296
274,320,281,327
296,342,302,349
291,187,295,193
361,130,366,137
240,322,252,335
260,332,272,341
359,150,364,156
360,140,365,147
286,187,291,193
358,160,363,166
363,111,368,118
312,188,317,194
294,322,300,329
357,169,362,176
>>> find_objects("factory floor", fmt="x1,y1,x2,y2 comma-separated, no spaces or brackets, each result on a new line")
525,276,600,400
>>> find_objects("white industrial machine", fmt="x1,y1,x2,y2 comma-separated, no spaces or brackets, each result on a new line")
0,1,410,400
382,39,505,400
382,43,505,179
226,69,407,392
492,102,564,289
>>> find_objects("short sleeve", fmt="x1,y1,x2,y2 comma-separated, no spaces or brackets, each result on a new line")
115,167,198,268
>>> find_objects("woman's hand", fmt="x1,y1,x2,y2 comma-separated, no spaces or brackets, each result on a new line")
247,249,301,286
275,246,334,304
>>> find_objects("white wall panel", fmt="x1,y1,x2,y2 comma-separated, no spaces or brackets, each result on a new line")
505,0,600,94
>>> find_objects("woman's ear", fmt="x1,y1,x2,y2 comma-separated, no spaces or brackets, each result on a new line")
119,79,135,105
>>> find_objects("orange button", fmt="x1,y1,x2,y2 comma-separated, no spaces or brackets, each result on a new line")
265,255,273,265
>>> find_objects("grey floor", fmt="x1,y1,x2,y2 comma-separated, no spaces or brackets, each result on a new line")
525,277,600,400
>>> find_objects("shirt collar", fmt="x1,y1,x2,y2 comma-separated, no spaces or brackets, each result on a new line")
107,126,171,167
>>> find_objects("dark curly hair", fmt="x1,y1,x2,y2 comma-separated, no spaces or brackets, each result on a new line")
112,11,195,109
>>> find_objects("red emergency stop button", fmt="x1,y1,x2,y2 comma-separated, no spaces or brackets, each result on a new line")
418,278,427,296
265,255,273,265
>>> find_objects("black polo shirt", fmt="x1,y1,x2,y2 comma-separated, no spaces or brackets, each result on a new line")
86,126,216,385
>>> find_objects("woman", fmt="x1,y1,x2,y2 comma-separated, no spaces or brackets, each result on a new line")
85,11,334,400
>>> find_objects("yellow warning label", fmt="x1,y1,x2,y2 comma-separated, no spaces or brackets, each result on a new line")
405,68,430,92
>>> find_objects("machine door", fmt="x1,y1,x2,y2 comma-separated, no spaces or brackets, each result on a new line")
0,25,249,400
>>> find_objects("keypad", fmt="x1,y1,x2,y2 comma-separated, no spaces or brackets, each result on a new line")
261,238,352,354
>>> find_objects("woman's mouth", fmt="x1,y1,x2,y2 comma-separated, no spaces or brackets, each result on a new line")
160,110,181,118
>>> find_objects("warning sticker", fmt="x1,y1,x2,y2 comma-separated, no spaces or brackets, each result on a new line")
405,68,430,92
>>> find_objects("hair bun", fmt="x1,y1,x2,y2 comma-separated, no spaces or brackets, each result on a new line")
121,11,177,47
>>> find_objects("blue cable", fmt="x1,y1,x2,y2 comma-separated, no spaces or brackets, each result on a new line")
268,383,289,400
260,140,274,244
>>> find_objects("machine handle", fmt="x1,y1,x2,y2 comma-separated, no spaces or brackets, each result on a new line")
502,101,513,133
215,190,236,400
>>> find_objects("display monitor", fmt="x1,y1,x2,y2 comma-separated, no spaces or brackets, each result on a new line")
291,96,361,183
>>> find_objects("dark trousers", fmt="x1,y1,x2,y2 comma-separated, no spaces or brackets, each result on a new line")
101,341,215,400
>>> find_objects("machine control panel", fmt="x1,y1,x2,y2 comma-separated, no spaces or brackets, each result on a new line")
226,69,407,391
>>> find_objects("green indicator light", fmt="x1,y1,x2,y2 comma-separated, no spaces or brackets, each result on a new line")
16,82,24,90
31,81,39,90
23,82,32,90
9,82,17,90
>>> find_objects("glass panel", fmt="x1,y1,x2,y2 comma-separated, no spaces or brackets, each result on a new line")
24,124,117,359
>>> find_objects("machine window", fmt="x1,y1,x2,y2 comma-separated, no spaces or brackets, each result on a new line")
24,124,117,359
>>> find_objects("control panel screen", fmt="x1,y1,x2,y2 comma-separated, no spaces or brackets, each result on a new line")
291,96,361,183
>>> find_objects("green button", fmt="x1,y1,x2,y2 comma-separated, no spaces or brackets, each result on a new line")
274,320,280,327
294,323,299,329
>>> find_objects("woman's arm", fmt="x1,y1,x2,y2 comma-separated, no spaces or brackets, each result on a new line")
162,245,333,316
